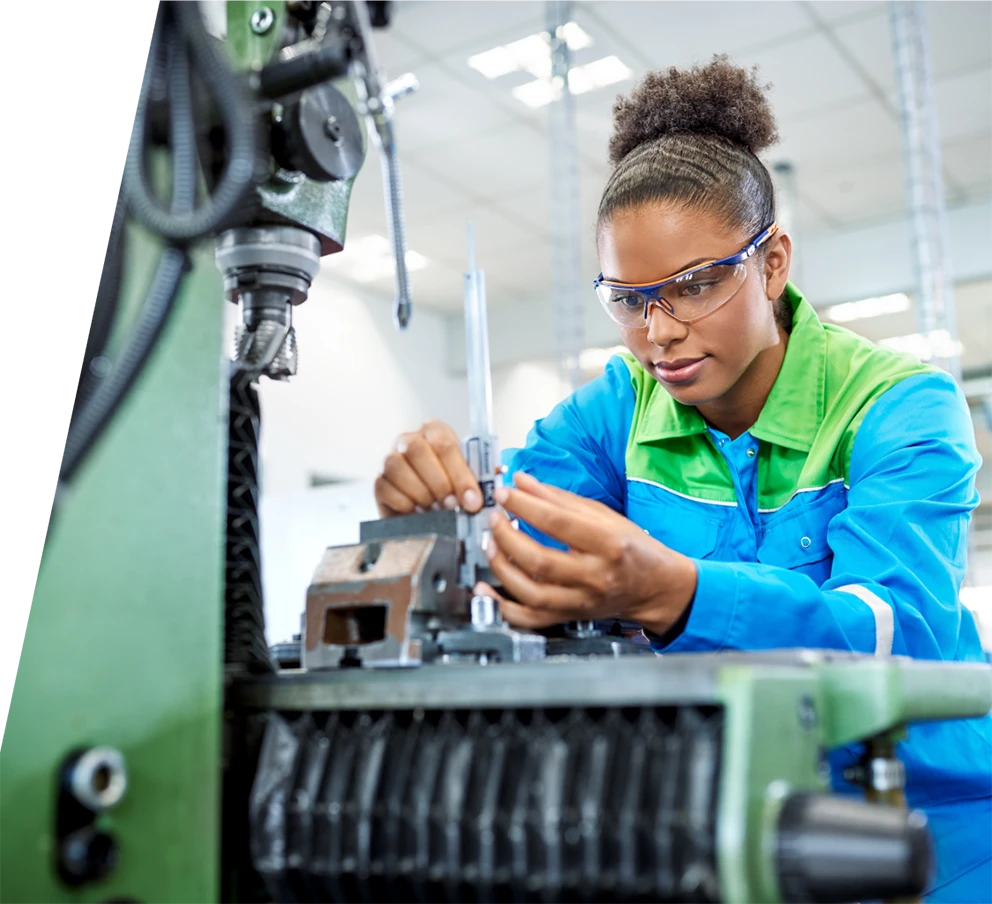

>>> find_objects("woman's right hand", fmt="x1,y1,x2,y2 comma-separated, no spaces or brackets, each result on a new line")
374,420,484,519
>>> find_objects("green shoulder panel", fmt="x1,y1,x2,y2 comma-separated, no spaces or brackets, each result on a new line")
614,288,933,512
619,352,739,506
815,322,934,486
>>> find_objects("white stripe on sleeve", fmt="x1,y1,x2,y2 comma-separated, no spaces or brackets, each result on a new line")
836,584,895,656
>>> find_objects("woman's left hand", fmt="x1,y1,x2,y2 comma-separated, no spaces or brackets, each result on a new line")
477,471,698,634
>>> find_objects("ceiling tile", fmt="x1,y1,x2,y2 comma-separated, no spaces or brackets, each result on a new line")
409,120,551,199
737,31,874,119
942,135,992,198
800,157,909,226
827,11,899,96
802,1,886,25
435,9,642,139
389,61,524,155
580,1,814,70
773,96,901,169
829,3,992,96
368,27,432,73
930,67,992,145
389,0,545,60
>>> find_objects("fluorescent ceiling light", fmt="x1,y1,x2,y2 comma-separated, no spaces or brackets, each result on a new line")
327,234,430,284
512,55,633,107
824,293,910,323
512,78,560,109
878,328,963,362
468,22,594,81
568,55,633,94
466,46,517,80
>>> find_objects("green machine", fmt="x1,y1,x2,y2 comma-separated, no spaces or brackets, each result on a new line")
1,3,990,904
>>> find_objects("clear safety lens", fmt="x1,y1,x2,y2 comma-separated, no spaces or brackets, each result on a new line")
597,261,748,326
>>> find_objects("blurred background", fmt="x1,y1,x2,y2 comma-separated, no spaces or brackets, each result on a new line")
245,0,992,647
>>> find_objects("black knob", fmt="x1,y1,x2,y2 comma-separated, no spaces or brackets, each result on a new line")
59,827,119,885
272,83,364,182
776,792,933,903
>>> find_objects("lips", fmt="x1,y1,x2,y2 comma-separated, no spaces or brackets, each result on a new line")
653,356,708,384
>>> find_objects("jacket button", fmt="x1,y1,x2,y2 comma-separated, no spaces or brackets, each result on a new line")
800,536,812,549
746,448,756,457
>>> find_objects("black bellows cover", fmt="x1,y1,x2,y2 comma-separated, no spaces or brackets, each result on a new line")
250,706,723,903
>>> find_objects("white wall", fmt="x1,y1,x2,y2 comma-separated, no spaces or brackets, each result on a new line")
492,360,568,452
254,277,468,643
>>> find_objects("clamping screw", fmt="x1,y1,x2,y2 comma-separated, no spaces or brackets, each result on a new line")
250,6,275,34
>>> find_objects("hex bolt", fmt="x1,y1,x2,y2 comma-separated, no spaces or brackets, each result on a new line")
250,6,275,35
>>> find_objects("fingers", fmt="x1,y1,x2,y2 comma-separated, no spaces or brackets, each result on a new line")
486,534,589,614
511,471,590,512
488,511,596,588
382,445,435,509
395,431,455,505
493,485,603,551
422,420,482,512
374,474,418,517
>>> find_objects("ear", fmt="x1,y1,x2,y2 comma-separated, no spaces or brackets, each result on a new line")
762,230,792,300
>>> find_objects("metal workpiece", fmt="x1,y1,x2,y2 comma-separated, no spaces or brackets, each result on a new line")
216,226,322,378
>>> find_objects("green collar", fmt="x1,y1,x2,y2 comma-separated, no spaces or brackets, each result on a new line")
634,283,826,453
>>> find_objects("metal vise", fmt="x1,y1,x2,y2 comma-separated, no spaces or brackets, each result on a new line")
302,511,547,669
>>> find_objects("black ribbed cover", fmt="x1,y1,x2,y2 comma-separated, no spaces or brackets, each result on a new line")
225,370,272,673
250,706,723,902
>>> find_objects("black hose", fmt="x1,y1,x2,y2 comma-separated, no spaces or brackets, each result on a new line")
123,2,259,243
59,21,197,487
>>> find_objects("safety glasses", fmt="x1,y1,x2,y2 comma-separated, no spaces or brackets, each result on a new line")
593,223,779,327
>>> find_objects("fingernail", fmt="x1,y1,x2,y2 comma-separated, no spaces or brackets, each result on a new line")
489,510,500,528
494,487,509,504
463,489,480,510
415,505,425,514
443,494,458,510
430,502,441,512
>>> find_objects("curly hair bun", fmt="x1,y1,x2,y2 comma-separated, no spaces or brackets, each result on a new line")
608,55,779,166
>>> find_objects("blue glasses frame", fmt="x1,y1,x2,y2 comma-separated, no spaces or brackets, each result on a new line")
593,222,779,324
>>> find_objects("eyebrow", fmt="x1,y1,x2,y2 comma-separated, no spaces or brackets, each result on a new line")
602,256,713,284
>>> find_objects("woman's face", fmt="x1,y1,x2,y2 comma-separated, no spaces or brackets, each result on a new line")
597,203,791,408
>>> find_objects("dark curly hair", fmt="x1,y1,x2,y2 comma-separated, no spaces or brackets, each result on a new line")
598,55,780,241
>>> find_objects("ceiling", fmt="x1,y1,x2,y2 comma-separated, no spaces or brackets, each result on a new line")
325,0,992,317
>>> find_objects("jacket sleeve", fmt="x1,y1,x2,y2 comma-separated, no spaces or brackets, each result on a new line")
652,372,985,661
502,355,636,548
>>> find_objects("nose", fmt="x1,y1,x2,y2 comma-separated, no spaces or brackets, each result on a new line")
645,301,689,347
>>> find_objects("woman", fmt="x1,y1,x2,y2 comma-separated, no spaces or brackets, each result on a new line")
373,58,990,901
